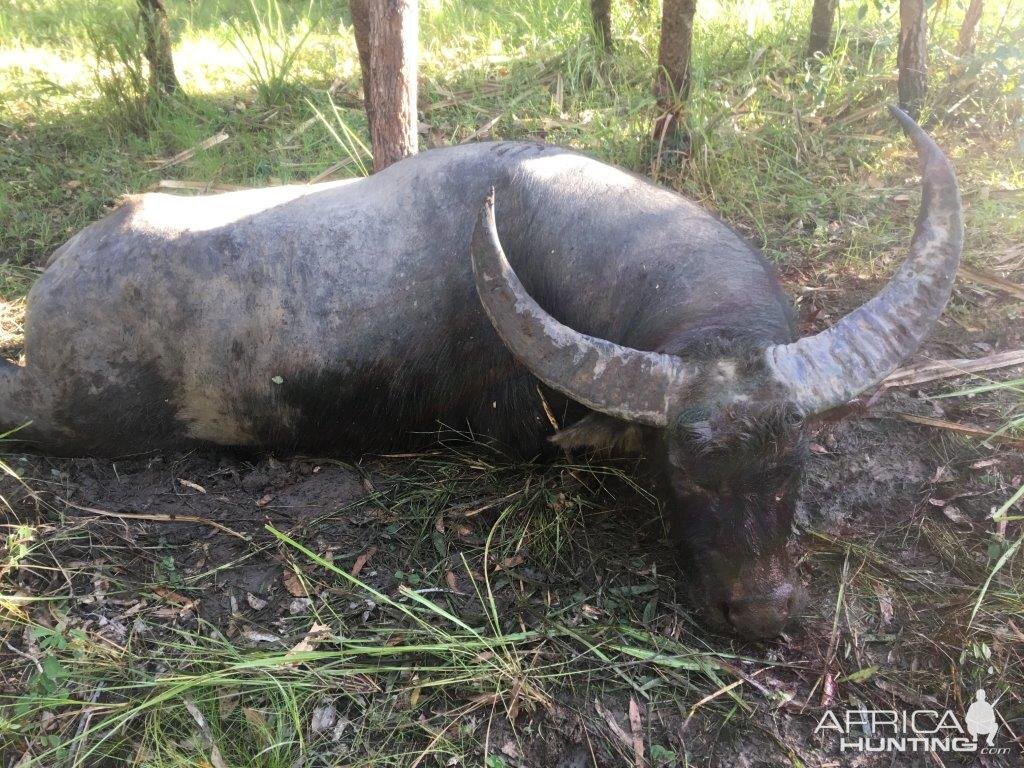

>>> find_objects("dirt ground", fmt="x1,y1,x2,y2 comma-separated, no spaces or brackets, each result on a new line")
2,285,1023,767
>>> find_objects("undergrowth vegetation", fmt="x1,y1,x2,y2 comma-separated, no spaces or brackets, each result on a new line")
1,0,1023,765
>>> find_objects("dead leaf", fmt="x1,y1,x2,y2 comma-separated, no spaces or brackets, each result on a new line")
256,493,274,507
350,546,377,577
500,739,522,759
309,703,337,734
942,505,974,530
218,688,241,721
178,478,207,494
493,554,525,572
971,459,1000,470
286,622,331,659
183,698,228,768
246,593,268,610
241,628,281,644
872,583,894,625
821,672,835,708
282,570,308,597
289,598,312,614
154,587,194,609
628,697,646,768
242,706,268,732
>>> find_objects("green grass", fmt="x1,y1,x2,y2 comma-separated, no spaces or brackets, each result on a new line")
2,0,1024,765
1,0,1020,271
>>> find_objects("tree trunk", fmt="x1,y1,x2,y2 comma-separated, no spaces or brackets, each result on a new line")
591,0,613,52
653,0,697,139
897,0,927,119
349,0,374,131
957,0,983,56
807,0,838,58
138,0,179,94
352,0,418,172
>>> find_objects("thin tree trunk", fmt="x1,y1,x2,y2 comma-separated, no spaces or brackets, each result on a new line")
138,0,179,94
897,0,927,119
957,0,983,55
807,0,838,57
653,0,697,138
349,0,374,133
358,0,418,171
591,0,613,52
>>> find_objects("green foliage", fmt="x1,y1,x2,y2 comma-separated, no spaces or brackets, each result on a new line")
231,0,319,107
85,7,161,135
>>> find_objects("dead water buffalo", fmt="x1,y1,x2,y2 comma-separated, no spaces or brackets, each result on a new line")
1,108,961,638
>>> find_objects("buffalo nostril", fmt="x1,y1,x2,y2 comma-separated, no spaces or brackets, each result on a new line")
722,595,790,640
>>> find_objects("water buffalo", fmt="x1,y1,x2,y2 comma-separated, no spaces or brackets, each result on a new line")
1,108,961,638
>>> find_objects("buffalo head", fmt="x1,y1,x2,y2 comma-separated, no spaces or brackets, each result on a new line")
469,108,962,640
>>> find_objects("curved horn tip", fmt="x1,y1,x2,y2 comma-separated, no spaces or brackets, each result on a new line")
887,105,955,179
887,104,919,135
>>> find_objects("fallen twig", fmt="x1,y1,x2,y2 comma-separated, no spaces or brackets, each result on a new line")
594,700,637,759
150,132,229,170
70,683,105,768
462,113,503,143
60,497,250,540
959,263,1024,301
882,349,1024,389
309,159,359,183
877,413,1024,448
153,179,248,193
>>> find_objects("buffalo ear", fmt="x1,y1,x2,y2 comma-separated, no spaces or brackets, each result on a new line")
550,413,644,454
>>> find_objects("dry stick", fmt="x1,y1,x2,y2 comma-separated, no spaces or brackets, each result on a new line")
308,159,359,183
155,179,248,193
881,349,1024,388
594,700,636,757
70,683,105,768
959,263,1024,301
879,413,1024,449
681,677,744,732
151,132,229,170
60,497,250,540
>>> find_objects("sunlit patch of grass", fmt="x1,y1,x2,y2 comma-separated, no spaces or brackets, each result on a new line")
230,0,320,108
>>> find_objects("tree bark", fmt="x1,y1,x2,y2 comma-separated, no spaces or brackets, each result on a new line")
138,0,179,94
807,0,838,58
957,0,983,56
349,0,374,131
591,0,613,52
897,0,927,119
653,0,697,138
352,0,418,171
